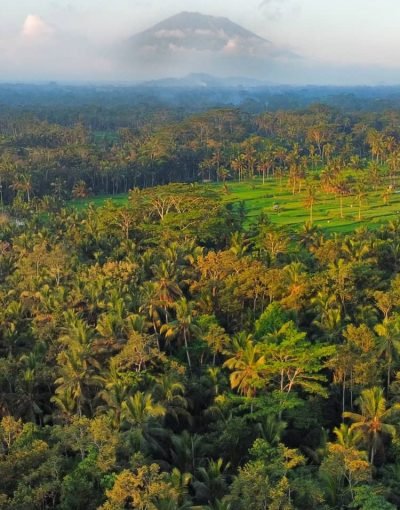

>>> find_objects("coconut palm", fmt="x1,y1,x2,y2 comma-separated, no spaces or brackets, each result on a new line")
161,298,201,369
304,183,318,225
343,386,400,464
217,166,230,184
382,186,393,205
223,335,265,397
354,184,367,221
152,261,183,322
257,152,273,184
152,372,189,424
374,319,400,391
193,458,230,504
121,391,165,428
121,391,167,454
139,281,164,335
255,414,287,446
333,423,363,449
52,318,98,417
72,179,89,199
96,361,132,428
229,232,250,258
10,174,32,202
231,154,247,182
170,430,204,474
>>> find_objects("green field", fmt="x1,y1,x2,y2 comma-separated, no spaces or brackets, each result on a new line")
71,179,400,233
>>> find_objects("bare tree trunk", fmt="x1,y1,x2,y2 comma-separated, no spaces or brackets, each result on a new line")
183,329,192,369
342,376,346,418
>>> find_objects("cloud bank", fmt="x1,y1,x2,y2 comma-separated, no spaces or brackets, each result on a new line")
0,14,111,82
1,10,400,85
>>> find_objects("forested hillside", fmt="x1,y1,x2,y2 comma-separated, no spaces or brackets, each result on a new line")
2,87,400,508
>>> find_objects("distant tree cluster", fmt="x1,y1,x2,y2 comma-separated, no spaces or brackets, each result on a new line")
2,101,400,206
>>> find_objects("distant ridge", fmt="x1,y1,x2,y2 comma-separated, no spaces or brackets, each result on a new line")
142,73,271,88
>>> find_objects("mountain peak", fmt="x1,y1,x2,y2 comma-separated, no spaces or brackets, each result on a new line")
148,11,265,40
122,12,291,80
129,11,269,52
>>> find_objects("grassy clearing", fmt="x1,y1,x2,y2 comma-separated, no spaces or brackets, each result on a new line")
71,179,400,233
70,194,128,211
217,180,400,233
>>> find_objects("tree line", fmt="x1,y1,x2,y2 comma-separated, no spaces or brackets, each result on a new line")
3,104,400,203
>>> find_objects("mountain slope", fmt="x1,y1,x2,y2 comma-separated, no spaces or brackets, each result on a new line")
128,11,271,54
118,12,294,80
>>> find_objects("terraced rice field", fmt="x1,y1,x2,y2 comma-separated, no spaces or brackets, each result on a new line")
71,178,400,233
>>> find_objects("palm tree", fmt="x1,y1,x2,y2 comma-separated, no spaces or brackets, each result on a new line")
72,179,89,199
217,167,230,184
152,372,189,424
335,180,350,219
354,185,367,221
343,387,400,464
152,261,183,322
288,162,302,195
17,348,46,423
229,232,250,258
327,258,352,312
96,361,131,428
193,458,230,504
304,183,317,225
199,158,214,182
283,261,307,311
243,141,257,178
153,467,193,509
52,318,98,416
10,174,32,202
257,152,273,184
170,430,203,473
367,161,381,191
161,298,201,369
211,147,223,180
260,231,288,263
256,414,287,445
121,391,167,455
333,423,363,449
51,387,77,421
367,129,385,163
386,150,400,186
231,154,247,182
122,391,165,428
341,237,372,263
139,281,164,335
374,319,400,391
382,186,393,205
298,222,322,250
223,335,265,397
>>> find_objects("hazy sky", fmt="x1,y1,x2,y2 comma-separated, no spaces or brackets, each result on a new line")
2,0,400,84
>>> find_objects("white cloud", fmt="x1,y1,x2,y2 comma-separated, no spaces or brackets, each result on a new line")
223,39,238,53
21,14,54,39
194,29,214,36
155,29,186,39
258,0,299,21
0,13,114,81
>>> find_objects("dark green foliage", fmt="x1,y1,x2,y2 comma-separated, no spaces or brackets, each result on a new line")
2,95,400,508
